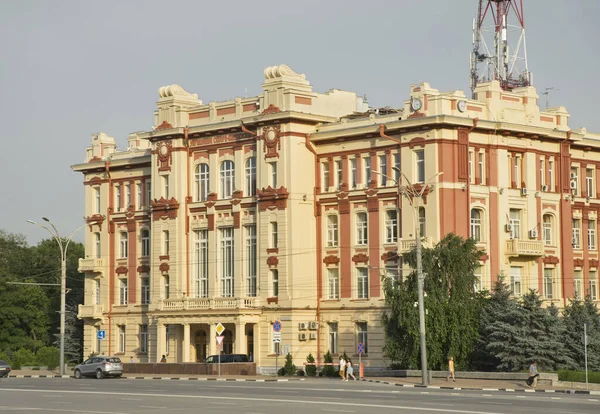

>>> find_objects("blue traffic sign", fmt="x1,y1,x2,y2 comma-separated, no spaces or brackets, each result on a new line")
273,321,282,332
97,330,106,340
358,342,365,354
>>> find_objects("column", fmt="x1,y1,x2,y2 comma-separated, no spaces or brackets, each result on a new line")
253,323,260,366
209,323,217,356
156,323,165,363
183,323,191,362
235,322,247,355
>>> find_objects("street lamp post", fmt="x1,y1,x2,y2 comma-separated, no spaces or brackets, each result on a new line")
27,218,86,376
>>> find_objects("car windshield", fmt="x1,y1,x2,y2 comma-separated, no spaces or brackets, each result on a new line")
106,358,121,363
0,360,7,365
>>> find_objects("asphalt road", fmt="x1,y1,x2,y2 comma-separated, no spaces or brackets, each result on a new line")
0,377,598,414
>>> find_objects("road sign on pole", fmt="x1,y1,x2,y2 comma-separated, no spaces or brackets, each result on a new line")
97,330,106,340
358,342,364,379
272,332,281,343
216,322,225,336
273,321,282,332
216,335,225,348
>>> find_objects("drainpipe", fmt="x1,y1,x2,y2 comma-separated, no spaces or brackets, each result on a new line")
241,122,258,137
559,130,572,307
465,118,478,238
379,124,402,144
105,157,113,355
185,127,190,297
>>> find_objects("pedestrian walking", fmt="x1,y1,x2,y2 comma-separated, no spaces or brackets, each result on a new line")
527,361,539,389
160,355,167,363
129,356,135,364
339,356,346,380
446,356,455,382
346,359,356,381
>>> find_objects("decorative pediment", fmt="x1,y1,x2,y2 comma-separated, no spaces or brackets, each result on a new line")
590,259,599,268
86,214,105,231
267,256,279,267
262,124,281,159
381,251,399,262
116,266,128,275
155,120,174,131
137,265,150,273
257,186,289,212
574,258,584,268
151,197,180,221
352,253,369,264
159,263,170,273
323,255,340,265
261,104,281,115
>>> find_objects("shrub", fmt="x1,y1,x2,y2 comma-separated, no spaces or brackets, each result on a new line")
305,353,317,377
0,352,12,366
36,347,60,370
296,369,305,376
13,348,37,369
558,370,600,384
277,367,286,376
322,351,336,377
284,353,296,376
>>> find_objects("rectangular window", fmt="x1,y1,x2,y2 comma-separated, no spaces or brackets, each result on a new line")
393,153,401,183
220,227,234,297
270,222,278,249
95,232,101,259
136,183,142,209
570,167,579,196
574,270,583,299
327,215,339,247
589,220,597,250
270,269,279,297
115,186,121,212
119,232,128,258
162,230,170,256
543,215,553,246
509,209,521,239
125,184,131,209
589,271,598,301
141,277,150,305
357,267,369,299
119,279,128,305
270,162,278,188
246,225,257,297
351,158,358,189
163,175,170,199
364,156,371,186
194,230,209,298
356,212,368,245
385,210,398,243
510,266,522,297
470,209,482,242
539,159,545,188
415,150,425,183
139,324,148,353
322,161,330,192
328,322,338,355
379,155,387,186
478,152,485,184
548,160,554,190
327,268,339,300
118,325,126,353
163,275,170,299
335,160,343,189
386,263,400,284
165,325,170,355
95,279,101,305
141,230,150,257
94,187,101,214
587,168,594,198
513,156,521,188
356,322,368,354
418,207,426,237
146,181,152,207
572,219,581,249
469,150,474,184
543,268,553,299
474,265,482,292
245,158,256,197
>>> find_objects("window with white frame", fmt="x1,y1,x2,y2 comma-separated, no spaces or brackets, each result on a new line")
195,163,210,201
356,212,368,245
379,155,387,186
119,278,128,305
574,270,583,299
220,161,234,199
474,264,482,292
468,150,474,184
270,161,278,188
587,168,595,198
95,232,101,259
543,268,554,299
510,266,522,297
322,161,330,191
220,227,234,297
470,209,482,242
141,277,150,305
118,325,126,353
95,279,101,305
245,225,257,297
326,215,339,247
356,322,368,354
94,187,101,213
141,229,150,257
163,274,170,299
350,158,358,189
363,156,371,186
385,210,398,243
418,207,426,237
136,183,142,209
509,209,521,239
270,222,278,248
125,184,131,209
543,214,553,246
478,152,485,184
513,156,521,187
357,267,369,299
589,271,598,301
165,325,170,355
115,185,121,212
327,268,339,299
328,322,338,354
415,150,425,183
571,167,579,196
245,157,256,197
393,153,401,183
163,174,170,199
548,160,554,190
146,180,152,206
572,219,581,249
588,220,597,250
270,269,279,297
335,160,342,189
139,324,148,353
119,232,128,258
539,159,545,188
386,262,399,283
194,230,208,298
162,230,169,256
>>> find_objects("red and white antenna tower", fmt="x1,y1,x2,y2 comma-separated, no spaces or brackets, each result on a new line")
470,0,531,98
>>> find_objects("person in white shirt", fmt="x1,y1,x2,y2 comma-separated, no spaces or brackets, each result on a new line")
346,359,356,381
339,357,346,380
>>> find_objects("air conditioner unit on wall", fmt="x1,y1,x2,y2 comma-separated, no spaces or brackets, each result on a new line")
298,333,307,341
521,188,528,196
309,321,319,330
570,180,577,190
541,184,549,192
529,230,538,239
298,322,308,331
505,224,513,233
309,332,317,340
571,172,577,179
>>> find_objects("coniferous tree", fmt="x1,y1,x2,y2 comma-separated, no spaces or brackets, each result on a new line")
562,297,600,370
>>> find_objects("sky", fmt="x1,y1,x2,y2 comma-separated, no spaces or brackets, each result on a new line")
1,0,599,246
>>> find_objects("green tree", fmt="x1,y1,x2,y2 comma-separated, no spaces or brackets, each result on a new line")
322,351,335,377
283,352,296,376
382,233,484,370
305,353,317,376
53,303,82,364
562,296,600,370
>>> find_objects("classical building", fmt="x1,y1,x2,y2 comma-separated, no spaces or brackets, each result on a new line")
73,64,599,372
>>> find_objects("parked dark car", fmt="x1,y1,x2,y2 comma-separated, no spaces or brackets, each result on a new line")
0,360,11,378
204,354,249,363
73,356,123,379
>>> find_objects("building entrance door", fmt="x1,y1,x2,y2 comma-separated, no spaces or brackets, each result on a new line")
195,330,207,362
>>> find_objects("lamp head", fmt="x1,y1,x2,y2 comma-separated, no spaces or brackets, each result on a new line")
42,217,50,222
26,220,36,224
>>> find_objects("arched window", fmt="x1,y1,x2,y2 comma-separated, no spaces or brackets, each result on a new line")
543,214,553,246
194,163,210,201
470,209,482,242
245,157,256,197
220,160,235,199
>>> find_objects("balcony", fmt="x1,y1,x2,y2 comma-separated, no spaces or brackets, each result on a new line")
399,237,434,254
159,297,260,311
505,239,544,257
78,304,104,319
78,257,105,273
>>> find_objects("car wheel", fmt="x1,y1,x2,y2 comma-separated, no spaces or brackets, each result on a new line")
74,369,82,379
95,369,104,379
115,374,122,378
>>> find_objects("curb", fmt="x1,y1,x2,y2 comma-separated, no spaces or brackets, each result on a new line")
7,374,304,382
360,378,599,395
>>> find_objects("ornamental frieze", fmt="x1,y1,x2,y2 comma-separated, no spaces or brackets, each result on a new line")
257,186,289,211
151,197,180,221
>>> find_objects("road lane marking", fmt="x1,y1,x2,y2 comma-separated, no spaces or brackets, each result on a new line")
0,406,129,414
322,410,355,413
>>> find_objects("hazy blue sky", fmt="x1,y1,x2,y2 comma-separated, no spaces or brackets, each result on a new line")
1,0,599,246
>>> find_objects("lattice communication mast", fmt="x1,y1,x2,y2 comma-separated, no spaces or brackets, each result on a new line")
470,0,531,98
